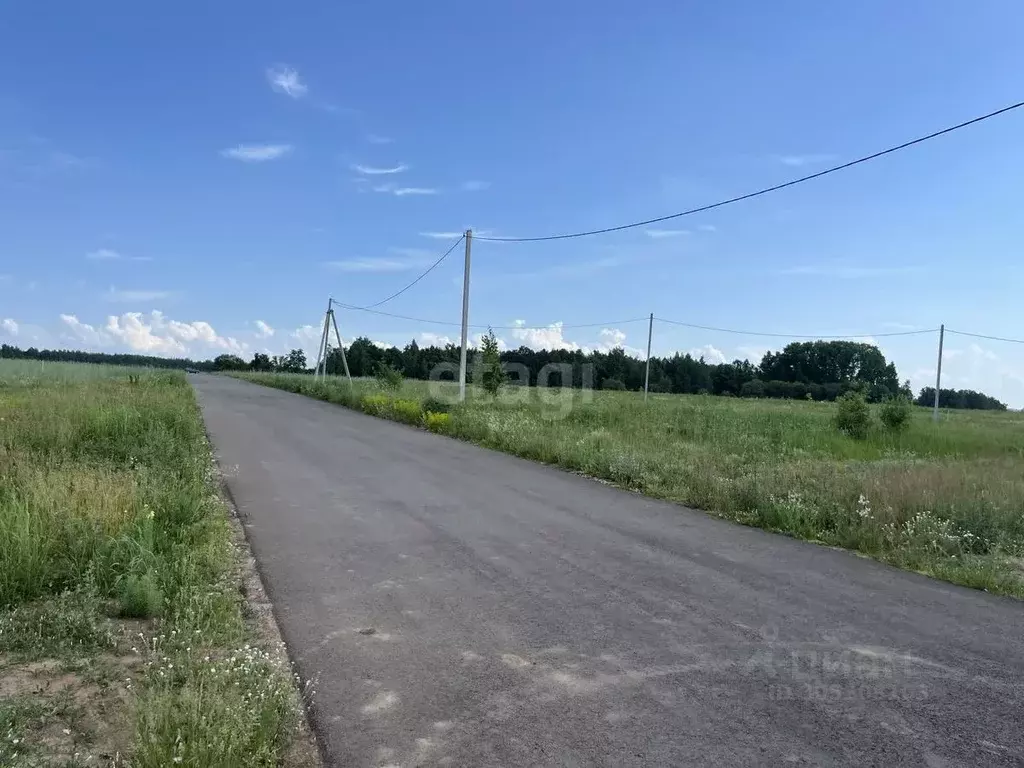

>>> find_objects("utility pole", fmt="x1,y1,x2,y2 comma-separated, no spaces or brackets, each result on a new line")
932,324,945,422
314,298,332,380
458,229,473,402
329,303,353,385
644,312,654,402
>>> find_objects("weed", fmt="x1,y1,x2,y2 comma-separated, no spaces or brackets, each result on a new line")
118,572,164,619
879,394,913,433
424,412,451,433
834,391,872,440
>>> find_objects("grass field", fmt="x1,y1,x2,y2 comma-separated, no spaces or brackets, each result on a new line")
0,360,301,767
234,371,1024,598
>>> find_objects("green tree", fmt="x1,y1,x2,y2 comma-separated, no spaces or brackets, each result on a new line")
213,354,248,371
479,328,504,396
250,352,273,371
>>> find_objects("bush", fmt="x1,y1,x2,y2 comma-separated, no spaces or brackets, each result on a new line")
119,571,164,619
740,379,765,398
422,395,452,414
879,395,913,433
424,412,451,433
602,378,626,391
834,391,871,440
391,399,423,425
374,362,404,392
360,393,391,416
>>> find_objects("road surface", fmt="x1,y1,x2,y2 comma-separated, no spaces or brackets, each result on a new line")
193,375,1023,768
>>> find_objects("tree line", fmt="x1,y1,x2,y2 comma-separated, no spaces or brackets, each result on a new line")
1,340,1009,411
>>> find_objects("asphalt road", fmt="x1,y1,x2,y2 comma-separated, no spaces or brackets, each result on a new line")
193,374,1024,768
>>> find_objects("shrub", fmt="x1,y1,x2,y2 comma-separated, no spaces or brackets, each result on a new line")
374,362,404,392
391,399,423,425
879,395,913,433
740,379,765,398
119,571,164,619
834,391,871,440
602,378,626,391
424,412,451,433
360,393,391,417
422,395,452,414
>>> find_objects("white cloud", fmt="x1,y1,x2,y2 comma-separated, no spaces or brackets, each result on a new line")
266,65,308,98
254,320,275,338
290,325,322,343
419,332,455,347
352,163,408,175
86,248,121,260
393,187,437,196
645,229,689,239
86,248,151,263
324,257,421,272
698,224,717,232
58,311,245,357
737,345,767,363
221,144,293,162
461,180,490,192
597,328,627,351
776,154,836,167
690,344,727,364
366,134,393,145
1,318,18,336
510,320,580,351
104,288,172,303
60,314,108,347
420,231,465,240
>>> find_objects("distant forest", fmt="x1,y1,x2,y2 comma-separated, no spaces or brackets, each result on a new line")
1,339,1008,411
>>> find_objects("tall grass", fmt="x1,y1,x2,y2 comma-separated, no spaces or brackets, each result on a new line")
0,361,298,765
235,371,1024,597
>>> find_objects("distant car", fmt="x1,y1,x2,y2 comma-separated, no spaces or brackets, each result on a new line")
185,367,198,374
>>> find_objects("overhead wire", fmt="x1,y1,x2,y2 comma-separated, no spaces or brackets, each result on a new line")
361,234,465,308
332,301,647,330
473,100,1024,243
946,329,1024,344
654,316,939,339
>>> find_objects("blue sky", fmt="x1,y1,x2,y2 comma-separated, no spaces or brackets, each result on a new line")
2,2,1023,404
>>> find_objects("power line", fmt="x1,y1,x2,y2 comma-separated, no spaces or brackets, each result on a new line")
332,301,647,330
474,100,1024,243
654,316,939,339
361,234,465,308
947,329,1024,344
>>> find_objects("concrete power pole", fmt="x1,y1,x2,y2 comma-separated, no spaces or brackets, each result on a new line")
458,230,473,402
644,313,653,402
932,323,945,422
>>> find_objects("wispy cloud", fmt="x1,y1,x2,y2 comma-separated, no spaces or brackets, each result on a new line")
85,248,152,262
420,231,467,239
221,144,293,162
698,224,717,232
324,257,423,272
775,153,836,168
366,134,393,145
645,228,689,239
779,264,922,279
266,65,307,98
393,187,437,196
461,180,490,192
254,320,275,338
87,248,121,260
389,247,434,259
352,163,408,175
104,287,172,303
